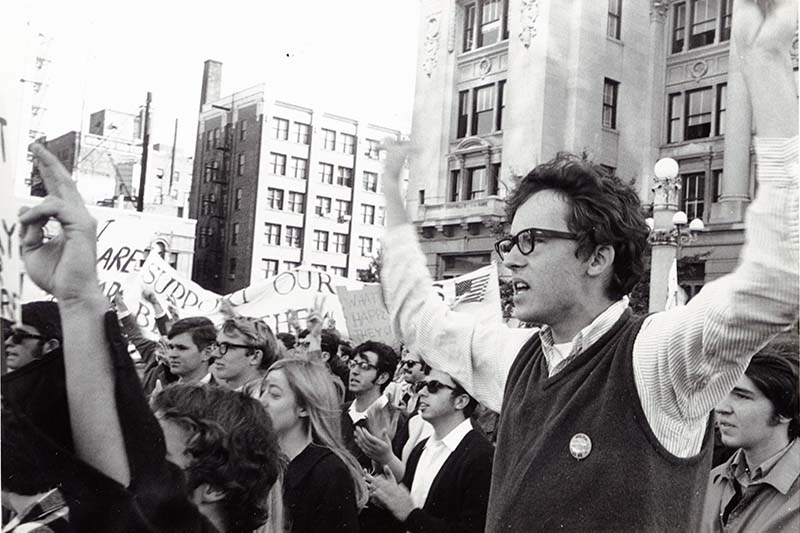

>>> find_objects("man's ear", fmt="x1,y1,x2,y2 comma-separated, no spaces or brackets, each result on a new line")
320,351,331,362
201,344,214,362
194,483,226,504
42,338,60,355
453,393,470,412
586,244,615,279
377,371,390,387
250,349,263,366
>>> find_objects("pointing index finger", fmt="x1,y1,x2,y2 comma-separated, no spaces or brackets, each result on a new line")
30,143,83,204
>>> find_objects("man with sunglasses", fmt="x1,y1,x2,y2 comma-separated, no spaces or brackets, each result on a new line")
3,301,62,373
378,2,798,531
366,369,492,533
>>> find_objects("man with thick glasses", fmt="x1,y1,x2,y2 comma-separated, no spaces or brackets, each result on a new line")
365,368,492,533
3,301,62,373
378,2,798,531
212,315,279,392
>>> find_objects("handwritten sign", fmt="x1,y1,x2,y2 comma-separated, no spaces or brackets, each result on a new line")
336,284,398,350
0,14,25,322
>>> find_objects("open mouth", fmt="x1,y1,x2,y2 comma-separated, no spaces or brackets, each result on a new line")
512,279,530,294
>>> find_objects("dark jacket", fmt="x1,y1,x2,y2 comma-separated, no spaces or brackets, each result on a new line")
400,429,493,533
119,312,176,395
284,443,359,533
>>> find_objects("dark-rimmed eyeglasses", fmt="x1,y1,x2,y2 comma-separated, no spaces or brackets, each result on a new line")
399,359,422,369
348,359,378,372
212,341,253,356
415,379,458,394
8,329,45,344
494,227,578,260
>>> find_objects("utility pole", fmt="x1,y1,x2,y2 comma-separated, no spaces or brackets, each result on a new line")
168,117,178,193
137,91,152,212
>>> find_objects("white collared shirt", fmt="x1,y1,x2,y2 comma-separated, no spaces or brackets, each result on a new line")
409,418,473,508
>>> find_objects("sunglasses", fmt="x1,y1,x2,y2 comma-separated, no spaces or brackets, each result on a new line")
212,341,254,356
414,379,458,394
399,359,422,369
8,329,46,344
348,359,378,372
494,227,578,260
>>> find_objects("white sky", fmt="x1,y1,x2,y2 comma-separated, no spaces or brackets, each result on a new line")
22,0,420,154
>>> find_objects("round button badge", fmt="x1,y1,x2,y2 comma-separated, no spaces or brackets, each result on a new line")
569,433,592,460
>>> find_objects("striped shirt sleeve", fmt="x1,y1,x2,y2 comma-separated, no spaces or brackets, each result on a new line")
380,224,534,413
633,136,799,457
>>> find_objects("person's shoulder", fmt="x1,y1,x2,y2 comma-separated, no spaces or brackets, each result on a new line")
461,429,494,460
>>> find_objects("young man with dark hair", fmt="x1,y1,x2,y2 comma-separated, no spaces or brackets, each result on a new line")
379,2,798,530
702,350,799,532
166,317,217,385
366,368,493,533
151,383,284,533
3,301,62,373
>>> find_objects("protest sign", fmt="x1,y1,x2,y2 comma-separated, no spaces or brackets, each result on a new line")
0,14,26,322
336,284,398,350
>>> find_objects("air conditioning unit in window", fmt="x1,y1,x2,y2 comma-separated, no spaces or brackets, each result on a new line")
337,214,351,223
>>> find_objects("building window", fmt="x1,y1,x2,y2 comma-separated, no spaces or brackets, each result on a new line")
322,128,336,151
361,204,375,225
232,223,240,246
496,80,506,131
377,206,385,226
234,188,242,210
213,128,220,148
712,169,723,202
715,83,726,136
205,131,212,151
467,167,487,199
457,90,469,138
237,153,246,176
293,122,311,144
335,199,352,219
333,233,349,254
287,192,305,213
269,152,286,175
229,257,237,275
239,119,248,141
463,3,476,52
366,139,380,159
463,0,508,52
319,162,334,184
285,226,302,248
331,266,346,277
359,236,374,256
264,223,282,245
667,93,682,143
672,2,687,53
337,167,353,187
262,259,279,278
314,230,329,252
472,84,495,135
267,188,284,210
291,157,308,179
686,87,713,140
719,0,732,41
284,260,301,270
341,134,356,155
689,0,717,49
449,170,461,202
607,0,622,40
681,172,705,221
602,78,619,130
272,117,289,140
419,190,425,205
315,196,332,216
363,171,378,192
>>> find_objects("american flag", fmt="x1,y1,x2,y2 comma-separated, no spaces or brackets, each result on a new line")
454,273,491,305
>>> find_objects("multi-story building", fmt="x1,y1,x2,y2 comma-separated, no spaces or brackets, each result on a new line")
190,61,404,293
408,0,797,295
39,108,193,218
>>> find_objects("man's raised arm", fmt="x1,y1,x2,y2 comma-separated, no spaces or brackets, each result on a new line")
379,141,532,411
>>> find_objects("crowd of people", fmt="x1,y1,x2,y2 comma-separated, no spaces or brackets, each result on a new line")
2,1,798,532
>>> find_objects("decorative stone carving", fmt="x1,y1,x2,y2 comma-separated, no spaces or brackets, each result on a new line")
690,60,708,82
518,0,539,49
791,31,798,60
423,16,441,77
650,0,670,21
478,57,492,77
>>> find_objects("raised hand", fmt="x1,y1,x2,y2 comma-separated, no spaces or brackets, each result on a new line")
364,465,416,521
19,144,101,303
378,138,413,188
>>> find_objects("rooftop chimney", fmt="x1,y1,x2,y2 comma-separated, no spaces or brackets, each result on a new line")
199,60,222,111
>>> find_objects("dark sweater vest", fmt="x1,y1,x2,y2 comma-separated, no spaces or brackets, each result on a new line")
487,310,713,532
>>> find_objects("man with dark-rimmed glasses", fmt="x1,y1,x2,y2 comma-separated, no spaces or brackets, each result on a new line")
377,2,798,530
212,315,279,392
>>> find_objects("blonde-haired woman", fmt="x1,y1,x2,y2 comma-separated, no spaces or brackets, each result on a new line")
260,356,367,533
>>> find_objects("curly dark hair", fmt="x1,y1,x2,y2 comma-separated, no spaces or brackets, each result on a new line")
351,341,399,392
505,153,650,301
152,384,284,532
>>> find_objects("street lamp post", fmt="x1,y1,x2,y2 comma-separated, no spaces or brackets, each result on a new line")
646,157,705,312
